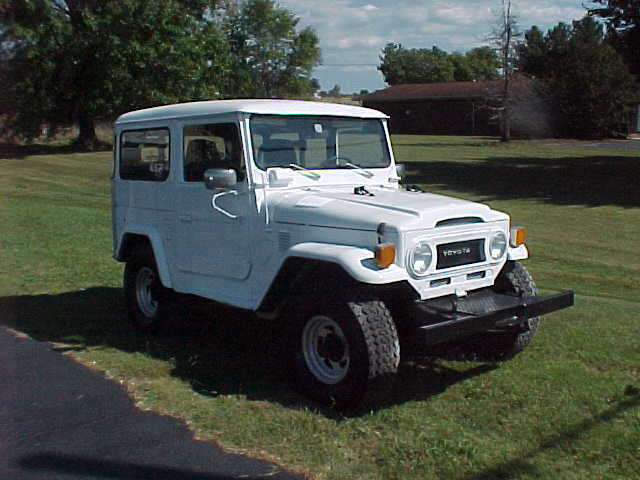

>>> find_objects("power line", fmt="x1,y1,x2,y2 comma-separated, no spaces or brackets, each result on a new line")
319,63,378,67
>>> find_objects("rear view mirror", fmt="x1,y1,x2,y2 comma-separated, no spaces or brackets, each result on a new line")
204,168,237,190
395,163,406,179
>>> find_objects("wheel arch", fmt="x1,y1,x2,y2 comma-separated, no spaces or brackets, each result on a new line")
257,255,414,318
257,257,346,316
115,229,173,288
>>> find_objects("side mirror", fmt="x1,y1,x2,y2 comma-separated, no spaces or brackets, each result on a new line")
395,163,406,179
204,168,237,190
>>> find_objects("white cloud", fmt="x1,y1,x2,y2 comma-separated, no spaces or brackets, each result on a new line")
278,0,589,92
334,35,386,49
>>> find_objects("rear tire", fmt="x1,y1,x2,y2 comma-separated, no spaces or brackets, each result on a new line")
124,249,172,333
288,293,400,412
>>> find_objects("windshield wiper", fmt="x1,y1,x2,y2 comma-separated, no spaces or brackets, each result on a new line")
344,162,374,178
288,163,321,180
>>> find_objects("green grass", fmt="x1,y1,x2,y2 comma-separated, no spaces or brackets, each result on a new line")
1,137,639,479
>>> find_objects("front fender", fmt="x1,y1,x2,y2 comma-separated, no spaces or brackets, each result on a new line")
284,242,408,284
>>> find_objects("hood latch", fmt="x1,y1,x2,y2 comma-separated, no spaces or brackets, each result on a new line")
354,186,374,196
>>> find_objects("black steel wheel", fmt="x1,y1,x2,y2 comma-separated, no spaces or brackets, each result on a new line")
288,294,400,411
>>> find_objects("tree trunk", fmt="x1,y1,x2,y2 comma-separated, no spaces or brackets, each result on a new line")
76,111,98,151
502,75,511,142
500,0,513,143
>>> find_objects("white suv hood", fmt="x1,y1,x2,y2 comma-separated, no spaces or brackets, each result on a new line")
271,187,507,232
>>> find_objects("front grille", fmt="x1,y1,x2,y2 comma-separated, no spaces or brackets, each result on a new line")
430,278,451,288
467,271,486,280
436,239,485,270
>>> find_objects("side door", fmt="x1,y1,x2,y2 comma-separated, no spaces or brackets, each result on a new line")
174,119,252,305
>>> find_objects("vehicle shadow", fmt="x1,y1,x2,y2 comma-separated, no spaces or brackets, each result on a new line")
0,287,497,416
402,155,639,208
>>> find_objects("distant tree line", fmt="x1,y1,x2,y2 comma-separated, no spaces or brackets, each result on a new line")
378,44,500,85
0,0,321,150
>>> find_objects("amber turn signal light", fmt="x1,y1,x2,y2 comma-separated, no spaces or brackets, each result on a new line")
375,243,396,268
510,226,527,247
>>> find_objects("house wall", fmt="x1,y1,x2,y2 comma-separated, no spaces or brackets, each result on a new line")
363,99,497,136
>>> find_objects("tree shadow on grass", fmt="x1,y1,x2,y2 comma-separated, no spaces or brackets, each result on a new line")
403,155,639,207
463,394,640,479
0,287,495,417
395,138,498,149
0,142,111,159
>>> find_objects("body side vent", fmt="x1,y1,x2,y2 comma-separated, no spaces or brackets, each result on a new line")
278,231,291,252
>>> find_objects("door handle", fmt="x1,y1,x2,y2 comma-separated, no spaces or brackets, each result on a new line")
179,214,192,223
211,191,239,219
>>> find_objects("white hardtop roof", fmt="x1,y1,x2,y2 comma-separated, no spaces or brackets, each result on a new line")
115,99,388,124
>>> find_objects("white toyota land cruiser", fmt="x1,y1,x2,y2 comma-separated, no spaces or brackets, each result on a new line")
112,100,573,410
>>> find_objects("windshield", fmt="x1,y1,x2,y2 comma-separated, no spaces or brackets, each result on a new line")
250,115,391,171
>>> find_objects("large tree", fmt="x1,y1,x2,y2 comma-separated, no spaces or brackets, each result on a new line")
518,16,634,138
223,0,321,98
378,43,499,85
517,25,546,77
2,0,230,149
589,0,640,75
3,0,322,149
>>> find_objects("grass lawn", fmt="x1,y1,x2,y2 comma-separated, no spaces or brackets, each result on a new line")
1,137,639,479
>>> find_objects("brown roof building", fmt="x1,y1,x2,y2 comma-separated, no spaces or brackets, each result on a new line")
359,77,553,138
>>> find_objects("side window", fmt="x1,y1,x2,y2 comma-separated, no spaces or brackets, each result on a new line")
120,129,170,181
183,123,244,182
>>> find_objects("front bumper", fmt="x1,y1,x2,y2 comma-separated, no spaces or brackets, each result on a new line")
405,288,574,347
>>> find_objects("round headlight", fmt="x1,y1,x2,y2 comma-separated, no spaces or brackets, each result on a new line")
490,231,507,260
408,241,433,276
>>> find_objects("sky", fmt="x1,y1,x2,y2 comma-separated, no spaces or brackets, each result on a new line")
277,0,594,93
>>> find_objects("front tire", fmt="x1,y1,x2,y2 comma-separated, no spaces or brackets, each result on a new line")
124,249,171,333
288,294,400,411
453,261,540,361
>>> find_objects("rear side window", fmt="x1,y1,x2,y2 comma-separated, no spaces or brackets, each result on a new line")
120,129,170,181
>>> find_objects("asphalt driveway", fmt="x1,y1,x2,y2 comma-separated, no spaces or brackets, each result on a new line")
0,327,304,480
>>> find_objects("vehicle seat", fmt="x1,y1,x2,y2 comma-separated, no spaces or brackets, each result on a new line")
184,139,223,181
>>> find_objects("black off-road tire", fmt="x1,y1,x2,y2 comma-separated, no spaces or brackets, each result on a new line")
451,261,540,361
288,293,400,412
124,248,172,334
